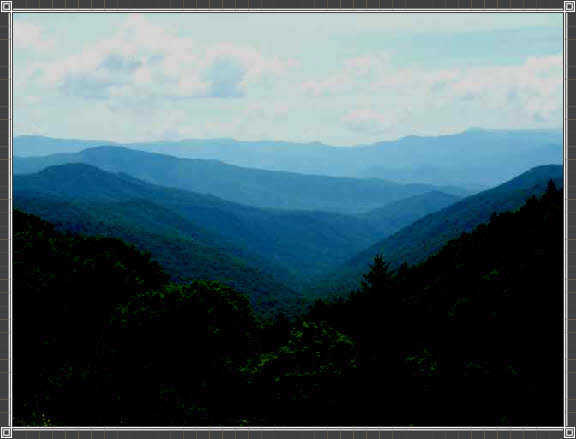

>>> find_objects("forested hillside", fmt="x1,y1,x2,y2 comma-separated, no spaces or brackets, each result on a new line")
321,164,563,296
15,181,562,427
14,163,455,281
14,209,170,425
302,180,563,426
15,163,563,308
14,195,304,317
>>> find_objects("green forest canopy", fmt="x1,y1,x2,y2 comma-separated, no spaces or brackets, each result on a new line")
14,181,563,427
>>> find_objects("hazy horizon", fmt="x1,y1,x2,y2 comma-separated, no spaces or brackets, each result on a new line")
13,125,565,150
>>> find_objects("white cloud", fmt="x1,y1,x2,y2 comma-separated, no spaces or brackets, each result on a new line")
23,14,297,103
308,53,561,128
431,54,562,122
14,21,56,51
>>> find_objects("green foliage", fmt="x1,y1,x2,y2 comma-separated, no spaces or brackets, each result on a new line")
14,211,264,425
240,320,359,426
360,255,392,292
14,173,563,427
14,209,170,425
305,180,563,426
103,281,261,425
14,194,304,318
249,321,357,378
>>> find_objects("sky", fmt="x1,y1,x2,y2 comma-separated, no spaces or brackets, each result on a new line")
14,13,563,146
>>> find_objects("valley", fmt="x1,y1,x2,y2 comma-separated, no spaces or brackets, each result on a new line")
13,130,564,427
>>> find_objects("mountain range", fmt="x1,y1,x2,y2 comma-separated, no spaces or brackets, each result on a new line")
15,127,562,188
15,167,564,427
13,144,564,309
14,162,463,305
13,146,469,214
13,130,564,427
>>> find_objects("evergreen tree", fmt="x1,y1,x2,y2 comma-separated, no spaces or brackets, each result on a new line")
360,254,393,293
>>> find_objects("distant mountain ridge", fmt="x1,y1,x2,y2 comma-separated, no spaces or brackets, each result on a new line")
13,146,469,214
14,128,562,187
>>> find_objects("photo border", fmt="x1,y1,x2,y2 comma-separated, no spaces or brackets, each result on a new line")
4,6,570,439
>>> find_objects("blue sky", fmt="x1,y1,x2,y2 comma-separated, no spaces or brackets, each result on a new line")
14,13,563,146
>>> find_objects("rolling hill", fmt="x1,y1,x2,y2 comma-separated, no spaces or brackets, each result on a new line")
14,164,461,286
14,194,305,316
13,146,469,214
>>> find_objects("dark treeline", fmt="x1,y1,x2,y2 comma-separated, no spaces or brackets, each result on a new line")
15,182,562,427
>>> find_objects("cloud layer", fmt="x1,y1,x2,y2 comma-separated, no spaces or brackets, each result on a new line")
14,14,562,145
24,14,296,104
301,53,563,135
